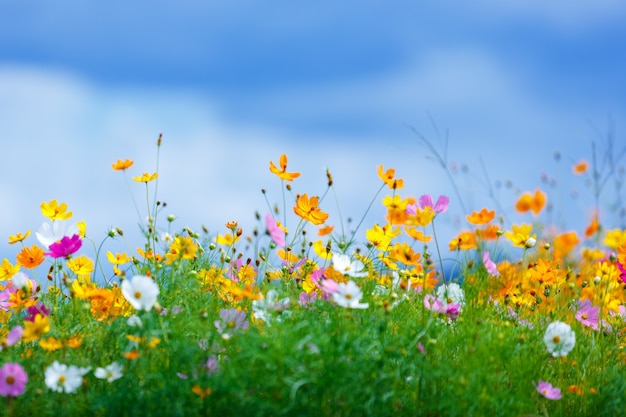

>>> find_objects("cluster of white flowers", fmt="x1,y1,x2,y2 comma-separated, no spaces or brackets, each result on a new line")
45,361,124,393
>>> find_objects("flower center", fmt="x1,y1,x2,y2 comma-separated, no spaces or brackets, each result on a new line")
59,375,66,384
134,291,142,299
227,321,236,328
345,294,353,300
6,375,15,384
553,336,561,344
581,313,588,320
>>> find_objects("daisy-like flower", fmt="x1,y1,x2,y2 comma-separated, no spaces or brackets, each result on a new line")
16,244,46,269
265,213,286,247
8,230,30,245
269,154,301,181
535,380,562,400
575,299,600,330
332,253,367,278
45,234,82,259
252,289,291,325
436,283,465,309
1,326,23,349
332,281,369,309
44,361,90,394
418,194,449,215
293,194,328,225
214,308,249,338
35,221,80,249
543,321,576,357
132,172,158,183
482,251,500,277
40,199,73,221
94,362,124,383
0,363,28,397
111,159,134,171
121,275,160,311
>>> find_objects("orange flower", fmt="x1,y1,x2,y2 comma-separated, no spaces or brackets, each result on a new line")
552,231,580,260
112,159,134,171
192,385,212,399
449,231,477,251
466,208,495,225
377,165,404,190
475,224,501,241
269,154,300,181
404,226,432,242
16,245,46,269
584,211,600,238
572,160,588,175
8,230,30,245
318,225,334,236
515,189,546,215
293,194,328,225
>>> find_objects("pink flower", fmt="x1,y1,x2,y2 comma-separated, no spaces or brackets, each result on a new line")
535,380,561,400
575,299,600,330
617,259,626,284
45,234,82,258
5,326,23,347
483,251,500,277
265,213,286,247
419,194,449,214
320,279,339,295
0,363,28,397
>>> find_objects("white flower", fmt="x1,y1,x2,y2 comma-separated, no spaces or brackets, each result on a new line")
94,362,124,383
436,283,465,309
332,253,368,278
35,221,79,248
11,272,30,290
544,321,576,357
126,315,143,327
121,275,160,311
44,361,90,394
332,281,369,309
252,289,291,325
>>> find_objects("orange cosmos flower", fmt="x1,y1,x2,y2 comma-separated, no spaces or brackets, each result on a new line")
293,194,328,225
192,385,212,399
584,211,600,238
572,160,588,175
40,199,73,221
475,224,501,241
449,231,478,251
318,225,334,236
16,245,46,269
112,159,134,171
269,154,300,181
404,226,432,242
515,189,546,216
377,165,404,190
466,208,496,225
8,230,30,245
552,231,580,260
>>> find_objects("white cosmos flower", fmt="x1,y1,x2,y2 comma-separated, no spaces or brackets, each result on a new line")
544,321,576,357
35,221,79,248
436,283,465,309
44,361,91,394
121,275,160,311
332,253,367,278
332,281,369,309
94,362,124,383
252,289,291,325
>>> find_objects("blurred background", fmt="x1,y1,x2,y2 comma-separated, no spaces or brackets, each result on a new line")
1,1,625,265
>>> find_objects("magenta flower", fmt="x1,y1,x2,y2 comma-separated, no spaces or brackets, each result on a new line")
0,363,28,397
535,380,561,400
45,234,82,258
617,259,626,284
483,251,500,277
25,303,51,322
419,194,449,214
265,213,286,247
575,299,600,330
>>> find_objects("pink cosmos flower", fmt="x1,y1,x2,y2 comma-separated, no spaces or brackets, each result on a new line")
575,299,600,330
265,213,286,247
0,363,28,397
535,380,561,400
25,304,50,322
483,251,500,277
419,194,449,214
5,326,23,347
320,279,339,295
618,259,626,284
298,291,318,306
45,234,82,258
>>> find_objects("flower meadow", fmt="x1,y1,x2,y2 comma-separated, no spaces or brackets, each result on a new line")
1,136,626,417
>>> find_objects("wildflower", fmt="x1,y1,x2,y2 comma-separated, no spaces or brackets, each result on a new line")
16,245,46,269
449,231,477,251
1,326,23,348
214,308,249,338
252,289,291,324
269,154,301,181
436,283,465,309
265,213,286,247
132,172,158,183
466,208,496,225
8,230,30,245
504,224,536,248
423,294,461,321
515,189,546,215
22,314,51,342
332,281,369,309
366,224,400,250
35,221,79,248
111,159,134,171
106,251,131,265
192,385,212,399
544,321,575,357
94,362,124,383
572,160,588,175
535,380,562,400
483,251,500,277
404,226,431,242
377,165,404,189
575,299,600,330
293,194,328,225
406,205,435,227
121,275,159,312
25,304,50,321
418,194,449,214
584,211,600,238
44,361,90,394
0,259,20,282
0,363,28,397
317,225,334,236
45,234,82,258
40,199,73,221
604,228,626,250
66,255,95,276
332,253,367,278
127,315,143,327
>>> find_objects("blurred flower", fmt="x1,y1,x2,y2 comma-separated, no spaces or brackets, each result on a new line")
449,231,477,251
121,275,160,311
317,225,334,237
584,211,600,238
544,321,575,357
44,361,90,394
505,224,536,248
419,194,449,214
377,165,404,189
8,230,30,245
482,251,500,277
127,315,143,327
265,213,286,247
515,189,546,216
294,194,328,225
535,380,561,400
22,314,51,343
1,326,23,348
0,363,28,397
214,308,249,338
572,160,588,175
40,199,73,221
16,245,46,269
94,362,124,383
45,234,82,259
111,159,134,171
252,289,291,324
132,172,158,183
466,208,496,225
332,281,369,309
0,259,20,282
66,255,95,276
25,304,50,321
269,154,301,181
332,253,367,278
575,299,599,330
436,283,465,309
604,229,626,250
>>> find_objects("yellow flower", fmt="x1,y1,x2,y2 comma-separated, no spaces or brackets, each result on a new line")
132,172,158,183
39,337,64,351
0,259,20,281
504,224,536,248
412,206,435,227
22,314,51,343
604,228,626,250
293,194,328,225
16,245,46,269
216,233,238,246
77,220,87,238
269,154,301,181
388,242,422,266
40,199,73,221
107,251,132,265
66,255,95,276
377,165,404,190
8,230,30,245
112,159,134,171
366,224,400,250
312,240,333,260
403,226,432,242
449,231,478,251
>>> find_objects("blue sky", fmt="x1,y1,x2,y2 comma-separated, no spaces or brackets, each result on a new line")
1,1,625,264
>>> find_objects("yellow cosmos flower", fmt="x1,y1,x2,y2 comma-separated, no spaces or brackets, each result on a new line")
377,165,404,190
77,220,87,238
0,259,20,281
107,251,132,265
39,337,64,351
604,228,626,250
312,240,333,260
40,199,73,221
412,206,435,227
132,172,158,183
22,314,51,343
366,224,400,250
293,194,328,225
216,233,238,246
504,224,536,248
404,226,432,242
112,158,134,171
8,230,30,245
16,245,46,269
66,255,95,275
269,154,301,181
